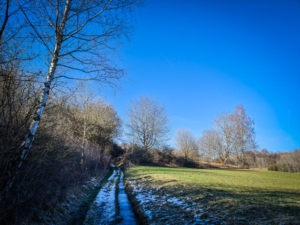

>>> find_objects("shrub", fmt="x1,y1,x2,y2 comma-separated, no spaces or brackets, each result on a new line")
268,164,278,171
240,163,250,169
150,148,176,165
122,145,154,166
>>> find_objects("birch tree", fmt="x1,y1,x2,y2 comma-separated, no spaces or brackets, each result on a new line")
4,0,141,192
1,0,41,195
231,105,257,165
199,106,257,166
126,96,170,150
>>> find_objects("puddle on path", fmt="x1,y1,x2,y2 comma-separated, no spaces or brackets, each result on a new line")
117,170,137,225
83,168,138,225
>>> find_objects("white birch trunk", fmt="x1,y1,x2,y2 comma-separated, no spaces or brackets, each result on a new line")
5,0,71,193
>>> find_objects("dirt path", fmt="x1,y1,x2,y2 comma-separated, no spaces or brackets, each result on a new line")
83,167,137,225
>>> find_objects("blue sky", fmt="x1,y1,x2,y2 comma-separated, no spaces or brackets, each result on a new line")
104,0,300,152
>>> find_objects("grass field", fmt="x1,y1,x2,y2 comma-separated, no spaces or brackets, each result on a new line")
125,166,300,224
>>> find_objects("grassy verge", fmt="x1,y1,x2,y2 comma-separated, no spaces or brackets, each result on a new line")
125,166,300,224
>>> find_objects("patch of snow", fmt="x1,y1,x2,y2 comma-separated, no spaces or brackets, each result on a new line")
167,196,184,206
136,192,158,205
126,180,207,225
144,210,152,220
108,169,117,181
84,170,117,224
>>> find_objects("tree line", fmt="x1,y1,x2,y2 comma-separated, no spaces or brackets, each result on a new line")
122,97,257,168
124,98,300,173
172,106,256,168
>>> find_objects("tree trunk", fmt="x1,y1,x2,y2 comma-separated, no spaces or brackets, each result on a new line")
81,114,87,167
4,0,70,194
5,49,59,193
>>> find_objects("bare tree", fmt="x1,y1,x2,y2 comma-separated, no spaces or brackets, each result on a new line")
79,100,121,150
4,0,141,192
277,149,300,173
213,112,235,165
231,105,257,165
199,106,257,166
90,102,122,149
199,129,225,164
70,82,94,166
175,129,198,160
126,96,169,150
65,87,121,159
0,0,41,198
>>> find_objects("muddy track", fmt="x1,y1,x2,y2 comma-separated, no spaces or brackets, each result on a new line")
83,167,137,225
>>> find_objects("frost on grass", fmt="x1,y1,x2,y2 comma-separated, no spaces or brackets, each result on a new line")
126,175,300,225
126,179,209,225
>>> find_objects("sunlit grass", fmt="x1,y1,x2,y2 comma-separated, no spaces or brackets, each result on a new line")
127,166,300,190
125,166,300,223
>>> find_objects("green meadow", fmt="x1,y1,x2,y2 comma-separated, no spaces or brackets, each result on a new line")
126,166,300,224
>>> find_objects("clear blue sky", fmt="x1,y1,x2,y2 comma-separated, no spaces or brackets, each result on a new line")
104,0,300,152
